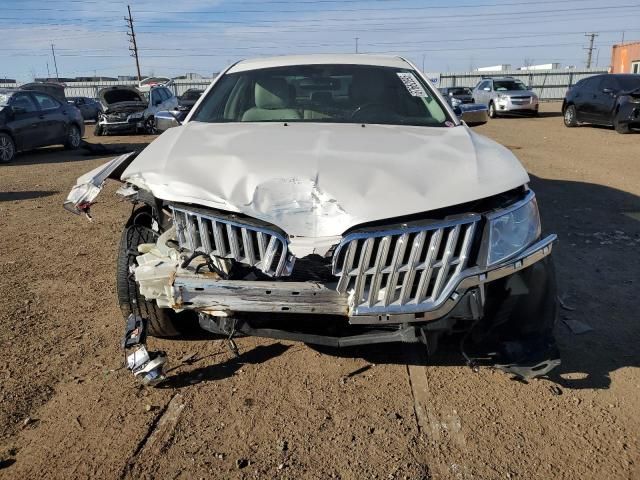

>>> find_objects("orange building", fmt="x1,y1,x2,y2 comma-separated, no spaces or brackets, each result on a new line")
611,41,640,74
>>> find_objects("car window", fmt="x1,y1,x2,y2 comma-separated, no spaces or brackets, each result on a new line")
10,92,38,113
449,87,472,96
192,64,450,127
493,80,526,91
581,76,601,92
615,75,640,91
600,76,617,91
33,92,60,111
163,88,174,100
151,89,163,105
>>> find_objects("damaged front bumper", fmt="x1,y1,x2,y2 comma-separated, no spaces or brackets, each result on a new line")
134,227,556,325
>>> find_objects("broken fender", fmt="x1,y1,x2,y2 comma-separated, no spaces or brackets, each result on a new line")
64,152,137,218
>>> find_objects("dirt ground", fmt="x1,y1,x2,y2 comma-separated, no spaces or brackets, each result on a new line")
0,103,638,479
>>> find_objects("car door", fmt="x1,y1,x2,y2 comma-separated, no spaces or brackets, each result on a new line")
473,82,486,104
32,92,68,145
476,81,491,105
148,88,163,116
7,92,41,150
164,87,178,109
592,76,618,124
576,76,602,121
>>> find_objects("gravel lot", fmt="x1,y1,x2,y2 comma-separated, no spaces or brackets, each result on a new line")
1,104,639,479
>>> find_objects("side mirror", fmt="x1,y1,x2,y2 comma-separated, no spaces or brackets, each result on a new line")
453,106,462,117
457,104,488,126
602,88,614,95
154,99,162,106
155,110,181,132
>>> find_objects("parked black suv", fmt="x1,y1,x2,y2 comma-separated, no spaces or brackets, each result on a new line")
563,74,640,133
0,89,84,163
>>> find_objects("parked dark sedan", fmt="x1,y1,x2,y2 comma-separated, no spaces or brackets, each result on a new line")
0,88,84,163
438,86,474,107
563,74,640,133
68,96,102,121
174,88,204,121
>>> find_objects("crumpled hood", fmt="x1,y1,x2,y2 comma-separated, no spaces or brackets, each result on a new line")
122,122,528,238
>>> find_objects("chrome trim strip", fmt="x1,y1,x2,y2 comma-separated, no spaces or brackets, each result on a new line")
332,215,481,315
169,234,556,324
171,206,291,277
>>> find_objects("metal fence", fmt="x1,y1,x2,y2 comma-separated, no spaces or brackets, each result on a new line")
431,68,608,100
1,68,608,101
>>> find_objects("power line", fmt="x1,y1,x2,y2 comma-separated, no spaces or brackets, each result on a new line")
125,4,141,81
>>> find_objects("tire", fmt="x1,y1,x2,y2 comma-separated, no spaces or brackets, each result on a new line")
145,117,157,135
0,132,16,164
65,124,82,149
614,118,631,134
488,102,497,119
94,124,104,136
116,210,182,338
563,104,578,127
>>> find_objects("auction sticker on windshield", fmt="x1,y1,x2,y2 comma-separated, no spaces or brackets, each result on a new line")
397,72,428,97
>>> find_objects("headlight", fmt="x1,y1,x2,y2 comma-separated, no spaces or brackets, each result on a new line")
497,94,509,101
487,194,541,265
451,97,462,106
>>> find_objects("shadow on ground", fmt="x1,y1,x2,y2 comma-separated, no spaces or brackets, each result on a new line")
0,191,57,202
161,343,291,388
2,141,151,166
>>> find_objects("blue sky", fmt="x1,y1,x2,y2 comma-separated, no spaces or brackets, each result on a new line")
2,0,640,81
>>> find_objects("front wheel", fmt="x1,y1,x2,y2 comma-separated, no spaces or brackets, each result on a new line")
0,132,16,163
488,102,497,119
614,118,631,134
145,117,157,135
65,124,82,149
563,105,578,127
116,218,183,337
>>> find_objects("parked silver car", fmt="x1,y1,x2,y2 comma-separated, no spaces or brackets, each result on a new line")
95,85,178,136
472,77,539,118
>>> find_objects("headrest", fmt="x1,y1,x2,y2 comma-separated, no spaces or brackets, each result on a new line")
350,72,387,103
255,78,291,109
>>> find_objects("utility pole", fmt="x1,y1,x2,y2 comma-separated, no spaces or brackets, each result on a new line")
125,5,142,82
355,37,359,54
51,44,59,81
46,62,50,78
584,33,598,69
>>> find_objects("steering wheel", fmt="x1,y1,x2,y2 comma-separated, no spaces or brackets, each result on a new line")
350,102,388,120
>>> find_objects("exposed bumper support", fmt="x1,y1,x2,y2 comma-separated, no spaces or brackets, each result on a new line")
134,230,556,326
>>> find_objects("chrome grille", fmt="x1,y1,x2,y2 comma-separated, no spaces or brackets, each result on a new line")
511,96,531,104
171,206,290,277
332,217,479,315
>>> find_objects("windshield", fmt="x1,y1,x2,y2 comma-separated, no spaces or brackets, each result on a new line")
192,64,450,127
449,87,472,96
182,90,203,100
494,80,527,91
618,75,640,91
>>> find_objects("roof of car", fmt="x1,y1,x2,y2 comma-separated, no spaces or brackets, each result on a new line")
228,54,412,73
